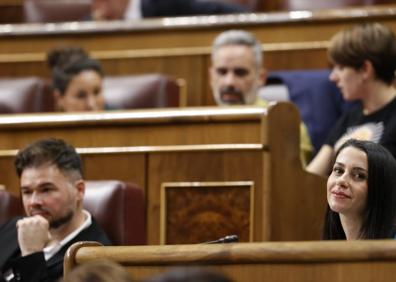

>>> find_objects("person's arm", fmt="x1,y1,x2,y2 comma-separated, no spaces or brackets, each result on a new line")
306,145,334,177
6,252,51,282
4,216,53,282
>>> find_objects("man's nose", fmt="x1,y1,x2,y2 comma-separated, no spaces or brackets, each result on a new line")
30,191,43,205
224,71,237,85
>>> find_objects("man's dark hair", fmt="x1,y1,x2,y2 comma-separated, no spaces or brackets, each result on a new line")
15,138,83,179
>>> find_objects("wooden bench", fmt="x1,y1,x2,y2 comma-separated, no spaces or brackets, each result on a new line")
0,5,395,105
64,240,396,282
0,103,326,243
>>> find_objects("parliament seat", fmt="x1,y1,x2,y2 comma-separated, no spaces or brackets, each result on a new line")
64,240,396,282
0,180,146,245
261,69,354,153
24,0,91,23
0,74,182,114
0,77,53,114
282,0,392,11
83,180,146,245
0,188,23,227
104,74,183,109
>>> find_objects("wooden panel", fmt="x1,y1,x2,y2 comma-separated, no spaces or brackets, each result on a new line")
160,181,254,244
0,48,328,106
0,150,147,196
0,107,263,150
83,153,146,191
147,150,265,244
65,241,396,282
0,103,326,243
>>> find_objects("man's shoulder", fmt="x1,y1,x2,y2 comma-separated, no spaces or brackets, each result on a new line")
74,217,112,246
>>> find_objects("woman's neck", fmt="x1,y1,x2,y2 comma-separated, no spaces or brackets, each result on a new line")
339,213,364,240
362,81,396,115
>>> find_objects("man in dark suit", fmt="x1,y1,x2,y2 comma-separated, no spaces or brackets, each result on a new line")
0,138,111,282
91,0,248,21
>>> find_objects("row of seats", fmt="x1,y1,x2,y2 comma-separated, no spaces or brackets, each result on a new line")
23,0,393,23
0,74,182,114
265,70,354,152
0,70,351,152
0,180,146,246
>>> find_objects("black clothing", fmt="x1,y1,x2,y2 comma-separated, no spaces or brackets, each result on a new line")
141,0,249,17
0,217,111,282
325,97,396,158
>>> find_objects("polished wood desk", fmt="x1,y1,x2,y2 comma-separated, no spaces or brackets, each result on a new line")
0,103,326,243
64,240,396,282
0,5,395,105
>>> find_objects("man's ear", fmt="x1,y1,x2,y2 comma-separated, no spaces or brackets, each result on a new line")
258,68,267,87
74,180,85,204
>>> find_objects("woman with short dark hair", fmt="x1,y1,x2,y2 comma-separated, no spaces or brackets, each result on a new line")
307,23,396,176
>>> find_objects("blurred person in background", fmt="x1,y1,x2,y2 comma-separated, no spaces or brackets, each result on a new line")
144,267,234,282
47,46,105,112
307,23,396,176
210,29,313,165
63,260,133,282
91,0,249,21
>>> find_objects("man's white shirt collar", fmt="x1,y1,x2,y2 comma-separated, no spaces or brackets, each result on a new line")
43,210,92,261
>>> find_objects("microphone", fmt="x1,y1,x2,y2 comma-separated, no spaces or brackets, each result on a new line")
204,235,239,244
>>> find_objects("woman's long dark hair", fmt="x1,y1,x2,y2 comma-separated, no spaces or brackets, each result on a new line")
323,139,396,239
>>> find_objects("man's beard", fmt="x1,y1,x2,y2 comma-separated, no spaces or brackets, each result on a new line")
219,86,245,105
49,210,74,229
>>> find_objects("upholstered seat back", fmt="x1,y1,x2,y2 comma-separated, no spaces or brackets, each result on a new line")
24,0,91,23
0,77,53,114
83,180,146,245
263,69,354,152
282,0,386,10
0,180,146,245
0,189,23,227
104,74,181,109
0,74,181,114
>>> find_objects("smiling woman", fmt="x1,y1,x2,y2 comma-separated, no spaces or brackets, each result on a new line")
323,139,396,240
